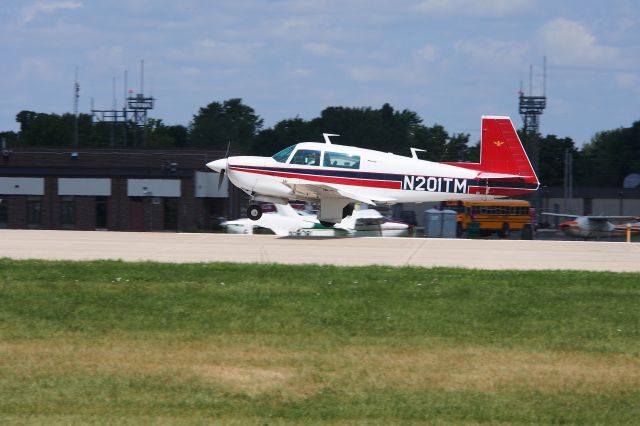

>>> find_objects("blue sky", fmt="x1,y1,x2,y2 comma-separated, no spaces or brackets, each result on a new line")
1,0,639,146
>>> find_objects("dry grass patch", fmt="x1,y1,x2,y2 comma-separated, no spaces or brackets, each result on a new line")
2,339,639,398
338,346,640,394
0,339,310,397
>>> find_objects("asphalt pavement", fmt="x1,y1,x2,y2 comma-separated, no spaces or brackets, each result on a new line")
1,230,639,272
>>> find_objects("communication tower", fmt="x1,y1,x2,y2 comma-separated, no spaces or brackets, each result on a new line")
518,57,547,174
91,60,155,147
72,67,79,147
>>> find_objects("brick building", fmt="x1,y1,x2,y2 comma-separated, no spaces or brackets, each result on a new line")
0,147,242,231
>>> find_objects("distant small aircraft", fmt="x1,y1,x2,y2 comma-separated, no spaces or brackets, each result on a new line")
542,212,640,239
207,116,539,226
222,203,318,236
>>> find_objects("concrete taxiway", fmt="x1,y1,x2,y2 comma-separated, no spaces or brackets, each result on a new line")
1,230,639,272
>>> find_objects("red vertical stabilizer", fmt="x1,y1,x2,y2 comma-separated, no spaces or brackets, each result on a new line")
444,116,539,187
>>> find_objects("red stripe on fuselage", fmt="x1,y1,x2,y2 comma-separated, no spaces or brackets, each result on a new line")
230,166,402,189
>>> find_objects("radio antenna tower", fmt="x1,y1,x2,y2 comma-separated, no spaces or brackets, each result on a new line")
519,57,547,136
91,60,155,147
72,67,80,147
518,56,547,174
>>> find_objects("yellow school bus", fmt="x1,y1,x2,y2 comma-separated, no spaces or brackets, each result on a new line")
441,200,534,238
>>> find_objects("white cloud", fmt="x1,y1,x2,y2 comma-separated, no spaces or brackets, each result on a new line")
417,0,533,16
268,17,320,38
286,63,315,79
166,39,261,65
17,57,57,81
20,1,83,26
346,65,427,85
455,38,526,67
538,18,618,65
303,42,345,57
615,72,639,90
87,46,124,70
413,44,438,62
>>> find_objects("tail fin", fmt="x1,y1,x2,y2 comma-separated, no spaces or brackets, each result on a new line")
478,116,538,184
445,116,539,186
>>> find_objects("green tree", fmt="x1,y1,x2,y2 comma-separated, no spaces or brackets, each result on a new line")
409,124,473,162
578,121,640,186
537,135,579,187
251,103,475,162
252,117,314,156
146,119,188,148
14,110,94,146
0,131,18,147
189,98,263,151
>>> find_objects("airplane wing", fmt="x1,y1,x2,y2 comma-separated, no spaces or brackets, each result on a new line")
542,212,638,222
585,215,639,222
290,183,397,205
541,212,580,219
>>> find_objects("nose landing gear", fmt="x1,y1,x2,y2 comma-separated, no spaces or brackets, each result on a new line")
247,204,263,221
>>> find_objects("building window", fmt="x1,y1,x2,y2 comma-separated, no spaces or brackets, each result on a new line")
0,198,7,228
27,197,42,228
61,197,76,229
96,196,108,229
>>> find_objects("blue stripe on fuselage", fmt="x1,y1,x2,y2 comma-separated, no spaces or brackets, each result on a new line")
233,165,537,190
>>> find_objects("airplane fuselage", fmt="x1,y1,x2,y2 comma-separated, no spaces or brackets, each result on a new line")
217,142,535,205
559,217,640,239
207,116,539,223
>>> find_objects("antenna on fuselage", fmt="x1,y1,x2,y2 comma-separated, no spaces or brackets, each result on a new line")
410,147,426,159
323,133,339,144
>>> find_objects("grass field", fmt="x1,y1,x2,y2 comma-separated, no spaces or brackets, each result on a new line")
1,259,639,425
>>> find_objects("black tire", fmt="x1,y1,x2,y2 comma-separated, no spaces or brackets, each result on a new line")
521,224,534,240
247,204,263,221
319,220,335,228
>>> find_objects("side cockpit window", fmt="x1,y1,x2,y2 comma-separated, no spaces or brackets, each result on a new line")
323,151,360,169
272,145,296,163
290,149,321,166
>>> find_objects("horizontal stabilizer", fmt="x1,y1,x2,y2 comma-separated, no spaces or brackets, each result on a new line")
477,171,531,180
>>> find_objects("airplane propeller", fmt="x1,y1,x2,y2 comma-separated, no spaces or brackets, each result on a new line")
218,140,231,190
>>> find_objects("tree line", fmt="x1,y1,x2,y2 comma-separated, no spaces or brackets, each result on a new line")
1,98,638,187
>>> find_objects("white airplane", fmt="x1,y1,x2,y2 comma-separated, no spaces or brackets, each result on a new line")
207,116,539,226
222,203,411,237
222,203,318,236
334,206,411,237
542,213,640,239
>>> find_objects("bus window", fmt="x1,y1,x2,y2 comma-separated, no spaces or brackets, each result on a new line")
455,201,533,237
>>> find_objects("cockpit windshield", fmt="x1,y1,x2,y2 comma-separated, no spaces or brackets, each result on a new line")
272,145,296,163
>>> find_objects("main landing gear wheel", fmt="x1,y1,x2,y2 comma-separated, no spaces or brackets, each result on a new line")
319,220,336,228
247,204,263,221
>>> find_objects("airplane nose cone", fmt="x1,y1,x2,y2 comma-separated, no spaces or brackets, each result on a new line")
206,158,227,173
